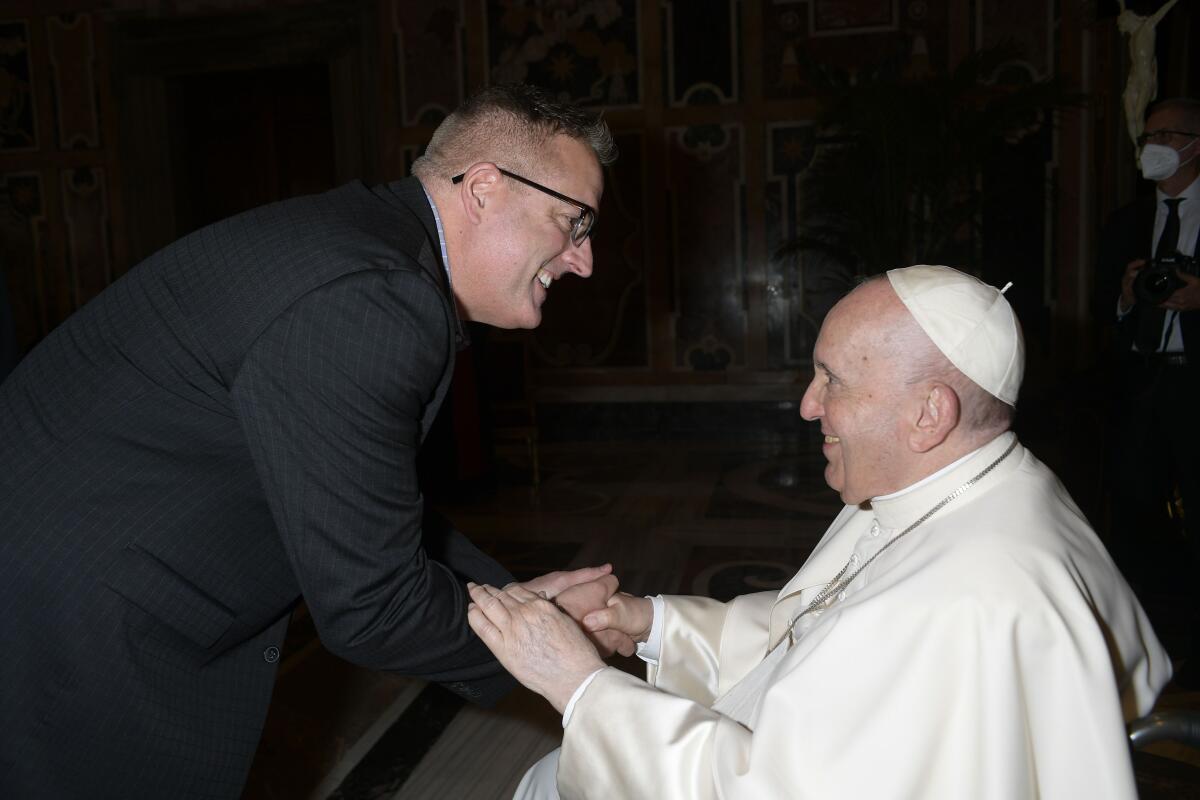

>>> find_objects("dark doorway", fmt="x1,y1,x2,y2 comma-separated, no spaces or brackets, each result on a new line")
165,62,337,235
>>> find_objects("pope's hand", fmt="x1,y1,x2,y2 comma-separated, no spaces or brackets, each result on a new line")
582,591,654,644
553,575,637,657
467,582,605,714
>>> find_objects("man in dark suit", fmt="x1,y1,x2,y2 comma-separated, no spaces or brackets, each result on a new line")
0,84,622,798
1098,96,1200,685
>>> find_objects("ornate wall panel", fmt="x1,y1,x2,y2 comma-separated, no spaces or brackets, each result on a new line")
61,166,112,308
393,0,464,127
808,0,898,35
761,0,948,98
110,1,311,12
978,0,1053,81
0,20,38,152
486,0,640,107
666,123,746,371
976,2,1057,335
535,131,647,368
46,14,101,150
662,0,739,106
764,121,815,253
762,121,857,368
0,172,48,349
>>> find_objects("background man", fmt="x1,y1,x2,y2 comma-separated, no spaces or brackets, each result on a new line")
469,265,1171,799
0,84,621,799
1098,96,1200,685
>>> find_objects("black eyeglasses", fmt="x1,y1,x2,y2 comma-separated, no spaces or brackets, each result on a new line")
451,168,596,246
1137,128,1200,148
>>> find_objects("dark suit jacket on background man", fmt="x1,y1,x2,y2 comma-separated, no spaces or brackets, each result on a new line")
1098,195,1200,355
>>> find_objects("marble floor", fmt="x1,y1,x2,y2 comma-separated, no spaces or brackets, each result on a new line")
243,432,1200,799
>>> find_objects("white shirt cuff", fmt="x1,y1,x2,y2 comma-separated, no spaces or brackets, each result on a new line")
561,667,605,728
562,595,664,727
634,594,665,665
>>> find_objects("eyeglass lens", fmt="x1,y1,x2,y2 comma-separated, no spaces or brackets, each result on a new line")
572,211,594,245
1139,129,1198,147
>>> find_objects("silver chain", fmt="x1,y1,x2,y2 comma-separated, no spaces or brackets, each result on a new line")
786,438,1018,645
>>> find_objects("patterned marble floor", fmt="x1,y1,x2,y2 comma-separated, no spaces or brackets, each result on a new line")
243,435,1200,799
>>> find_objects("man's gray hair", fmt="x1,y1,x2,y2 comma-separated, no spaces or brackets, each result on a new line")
1148,97,1200,131
411,84,617,184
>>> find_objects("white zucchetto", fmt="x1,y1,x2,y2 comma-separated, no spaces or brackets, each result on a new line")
887,265,1024,405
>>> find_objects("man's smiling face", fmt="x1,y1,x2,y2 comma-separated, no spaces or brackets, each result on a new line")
463,135,603,330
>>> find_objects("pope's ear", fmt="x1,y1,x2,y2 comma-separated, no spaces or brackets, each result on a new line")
456,163,504,224
909,382,960,453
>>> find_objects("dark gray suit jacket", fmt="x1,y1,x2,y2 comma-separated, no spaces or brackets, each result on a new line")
0,178,515,799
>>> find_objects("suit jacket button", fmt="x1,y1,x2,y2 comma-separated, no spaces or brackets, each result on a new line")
263,646,280,663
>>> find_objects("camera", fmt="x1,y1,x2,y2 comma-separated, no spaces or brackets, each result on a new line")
1134,252,1200,305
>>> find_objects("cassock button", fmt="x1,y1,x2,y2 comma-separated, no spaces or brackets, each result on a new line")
263,646,280,663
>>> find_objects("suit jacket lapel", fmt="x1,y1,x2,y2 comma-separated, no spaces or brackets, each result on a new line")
1179,224,1200,353
1123,197,1163,349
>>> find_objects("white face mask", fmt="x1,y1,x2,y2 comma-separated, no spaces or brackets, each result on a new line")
1140,141,1197,182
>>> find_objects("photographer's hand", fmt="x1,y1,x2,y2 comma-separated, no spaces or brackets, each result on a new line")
1162,271,1200,312
1120,259,1145,313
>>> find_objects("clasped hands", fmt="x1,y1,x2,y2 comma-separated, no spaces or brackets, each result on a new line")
468,565,653,713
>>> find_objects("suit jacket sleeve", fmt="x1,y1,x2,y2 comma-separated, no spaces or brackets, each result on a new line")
1095,203,1151,347
231,266,513,698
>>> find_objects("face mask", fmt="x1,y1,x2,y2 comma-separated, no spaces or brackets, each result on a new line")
1140,141,1197,181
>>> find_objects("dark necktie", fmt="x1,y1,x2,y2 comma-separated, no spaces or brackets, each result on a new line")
1135,197,1184,353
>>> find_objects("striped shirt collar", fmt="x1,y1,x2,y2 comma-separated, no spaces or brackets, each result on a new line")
420,181,469,349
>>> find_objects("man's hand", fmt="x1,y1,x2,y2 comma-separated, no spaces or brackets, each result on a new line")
467,582,604,714
513,563,613,599
1162,271,1200,312
581,592,654,644
554,576,637,657
1120,258,1146,313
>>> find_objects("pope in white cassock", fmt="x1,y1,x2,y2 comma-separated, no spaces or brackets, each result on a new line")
467,265,1173,800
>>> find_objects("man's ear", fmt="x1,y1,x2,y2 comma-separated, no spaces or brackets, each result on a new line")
456,163,503,225
909,382,960,453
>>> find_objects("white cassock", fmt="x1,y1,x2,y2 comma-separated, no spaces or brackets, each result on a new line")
522,432,1172,799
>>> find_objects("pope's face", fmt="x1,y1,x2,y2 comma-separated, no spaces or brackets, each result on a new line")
467,136,603,329
799,284,914,504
